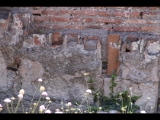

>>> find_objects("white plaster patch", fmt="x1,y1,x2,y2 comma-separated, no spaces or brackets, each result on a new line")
9,14,24,45
109,42,120,49
12,14,23,35
147,41,160,54
33,34,46,46
144,41,160,63
132,42,138,50
145,41,160,62
144,53,157,63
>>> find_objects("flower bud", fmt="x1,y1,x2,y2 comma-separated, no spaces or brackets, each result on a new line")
4,98,11,103
38,78,43,82
140,110,146,113
46,97,50,100
39,105,45,112
83,73,90,76
45,109,51,113
86,89,92,94
19,89,25,95
42,91,48,96
11,97,15,100
33,103,37,106
18,94,23,100
66,102,72,106
40,86,45,92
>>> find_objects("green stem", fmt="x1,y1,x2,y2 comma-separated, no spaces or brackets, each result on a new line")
11,100,14,113
97,96,100,108
6,103,11,113
21,100,24,113
29,82,41,110
31,95,42,113
86,96,91,113
79,96,86,110
128,97,131,113
130,89,132,113
77,108,82,113
15,99,21,113
121,96,124,113
45,102,51,110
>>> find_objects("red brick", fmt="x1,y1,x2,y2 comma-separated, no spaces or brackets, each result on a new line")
107,34,120,76
49,16,69,22
113,12,126,17
42,10,58,15
130,12,141,18
58,10,70,15
34,36,41,45
143,12,157,15
146,20,160,24
65,25,84,30
71,10,98,16
98,11,110,17
113,26,140,32
113,12,140,18
84,10,98,16
124,19,147,24
31,10,42,15
52,32,63,45
34,16,47,22
140,26,160,32
81,18,93,22
70,17,93,22
143,12,160,19
71,10,86,16
94,18,122,24
70,17,81,22
148,7,157,10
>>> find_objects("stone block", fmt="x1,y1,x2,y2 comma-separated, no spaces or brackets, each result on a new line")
66,33,79,43
84,36,99,50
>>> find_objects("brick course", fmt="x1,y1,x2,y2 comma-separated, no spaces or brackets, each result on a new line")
28,7,160,75
31,7,160,34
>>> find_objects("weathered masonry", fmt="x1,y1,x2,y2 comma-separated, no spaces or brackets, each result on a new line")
0,7,160,113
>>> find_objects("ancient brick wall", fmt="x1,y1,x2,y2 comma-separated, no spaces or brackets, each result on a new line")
0,7,160,113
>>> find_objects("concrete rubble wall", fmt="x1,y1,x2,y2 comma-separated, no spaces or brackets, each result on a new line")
104,38,160,113
0,8,103,106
